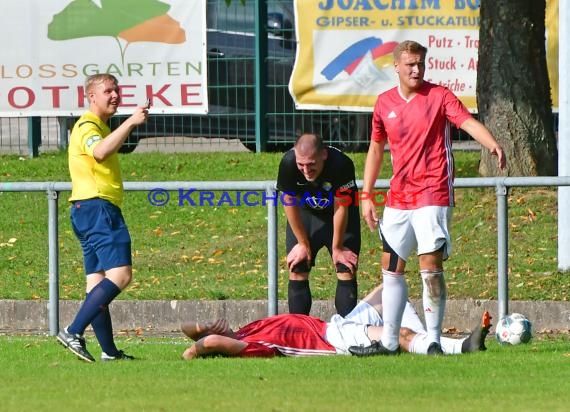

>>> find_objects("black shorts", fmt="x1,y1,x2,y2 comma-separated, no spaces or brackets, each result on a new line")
285,207,360,273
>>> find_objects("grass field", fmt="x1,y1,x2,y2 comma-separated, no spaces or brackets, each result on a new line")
1,334,569,412
0,150,564,301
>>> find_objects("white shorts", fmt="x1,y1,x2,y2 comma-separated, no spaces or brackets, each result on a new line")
325,301,382,355
380,206,452,261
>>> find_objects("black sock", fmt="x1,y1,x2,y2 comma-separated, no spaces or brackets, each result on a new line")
288,280,312,315
335,278,358,317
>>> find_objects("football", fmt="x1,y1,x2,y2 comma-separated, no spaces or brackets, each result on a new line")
495,313,532,345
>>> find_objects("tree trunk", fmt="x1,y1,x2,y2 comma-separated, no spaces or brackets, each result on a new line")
477,0,557,176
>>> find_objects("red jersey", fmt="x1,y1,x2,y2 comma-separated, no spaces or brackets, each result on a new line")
371,81,472,209
235,314,336,357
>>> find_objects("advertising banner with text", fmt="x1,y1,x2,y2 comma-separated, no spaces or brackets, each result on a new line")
289,0,559,112
0,0,207,117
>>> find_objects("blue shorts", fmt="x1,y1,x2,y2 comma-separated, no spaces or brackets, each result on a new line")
70,198,132,274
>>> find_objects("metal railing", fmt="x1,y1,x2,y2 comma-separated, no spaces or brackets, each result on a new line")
1,176,569,335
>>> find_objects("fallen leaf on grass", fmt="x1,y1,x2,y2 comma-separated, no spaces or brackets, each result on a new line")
0,238,17,247
527,208,537,221
478,290,489,298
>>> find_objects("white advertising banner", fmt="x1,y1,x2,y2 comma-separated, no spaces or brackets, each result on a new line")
0,0,207,117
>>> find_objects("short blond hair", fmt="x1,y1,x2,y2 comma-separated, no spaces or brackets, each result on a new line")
85,73,118,92
393,40,427,60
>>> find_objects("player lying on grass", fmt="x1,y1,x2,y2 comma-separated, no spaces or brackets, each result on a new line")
180,285,492,359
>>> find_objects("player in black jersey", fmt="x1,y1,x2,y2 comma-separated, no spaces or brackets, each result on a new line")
277,133,360,316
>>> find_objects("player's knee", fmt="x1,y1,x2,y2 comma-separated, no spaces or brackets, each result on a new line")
105,265,133,290
117,276,132,291
382,239,401,272
289,260,311,280
289,271,309,281
335,262,356,276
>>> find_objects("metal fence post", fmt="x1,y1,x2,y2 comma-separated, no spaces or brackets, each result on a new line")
47,188,60,335
266,184,279,316
57,117,69,151
27,117,41,158
496,183,509,320
254,0,268,152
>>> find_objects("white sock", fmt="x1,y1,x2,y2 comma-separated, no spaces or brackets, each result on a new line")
420,269,446,344
380,270,407,351
408,332,430,354
401,301,426,334
440,336,465,355
409,333,464,355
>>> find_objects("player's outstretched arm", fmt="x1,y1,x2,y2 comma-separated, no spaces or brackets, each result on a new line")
331,203,357,274
182,335,248,360
283,197,312,270
362,139,384,231
459,118,506,171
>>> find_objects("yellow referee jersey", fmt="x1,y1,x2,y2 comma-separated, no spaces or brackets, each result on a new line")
68,111,123,208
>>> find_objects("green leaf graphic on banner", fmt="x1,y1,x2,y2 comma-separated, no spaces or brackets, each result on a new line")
48,0,186,66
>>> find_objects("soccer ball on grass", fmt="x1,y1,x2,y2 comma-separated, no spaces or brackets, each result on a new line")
495,313,532,345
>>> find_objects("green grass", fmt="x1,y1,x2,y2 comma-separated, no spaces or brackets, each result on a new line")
1,335,569,411
0,150,565,301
